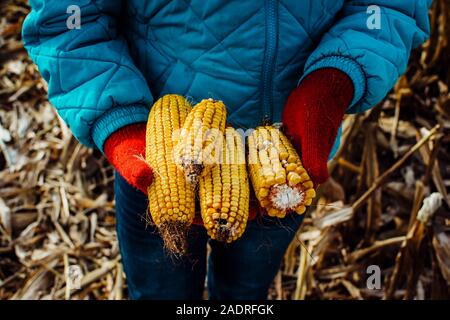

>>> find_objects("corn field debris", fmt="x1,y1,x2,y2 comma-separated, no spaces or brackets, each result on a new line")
0,0,449,300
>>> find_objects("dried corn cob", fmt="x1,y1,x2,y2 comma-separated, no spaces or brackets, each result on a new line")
199,127,249,242
248,126,316,218
174,98,227,186
146,94,195,255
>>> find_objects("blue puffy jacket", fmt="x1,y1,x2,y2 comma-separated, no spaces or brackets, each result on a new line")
23,0,431,156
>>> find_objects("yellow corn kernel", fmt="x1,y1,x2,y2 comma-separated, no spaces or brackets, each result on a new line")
285,163,297,172
302,181,314,189
299,172,310,182
275,173,286,184
279,152,289,160
305,188,316,198
295,205,306,215
287,172,302,186
267,208,280,217
258,187,270,198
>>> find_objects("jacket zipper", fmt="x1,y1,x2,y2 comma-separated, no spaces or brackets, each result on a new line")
261,0,279,123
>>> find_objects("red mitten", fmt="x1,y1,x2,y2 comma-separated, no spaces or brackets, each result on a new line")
104,123,153,194
282,68,354,185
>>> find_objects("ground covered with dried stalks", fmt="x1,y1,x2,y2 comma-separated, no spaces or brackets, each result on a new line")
1,0,449,300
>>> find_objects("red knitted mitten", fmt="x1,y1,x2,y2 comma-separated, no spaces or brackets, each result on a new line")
282,68,354,185
104,123,153,194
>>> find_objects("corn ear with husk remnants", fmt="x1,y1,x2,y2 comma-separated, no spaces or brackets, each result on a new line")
174,98,227,186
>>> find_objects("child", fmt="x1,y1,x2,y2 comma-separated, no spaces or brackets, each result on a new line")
23,0,431,299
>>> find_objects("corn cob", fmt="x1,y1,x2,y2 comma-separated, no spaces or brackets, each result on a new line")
174,98,227,186
146,94,195,255
199,127,249,243
248,126,316,218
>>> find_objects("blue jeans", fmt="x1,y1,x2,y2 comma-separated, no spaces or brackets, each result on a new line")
115,172,304,300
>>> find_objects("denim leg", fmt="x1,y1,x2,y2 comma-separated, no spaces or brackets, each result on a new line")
208,213,304,300
114,172,208,300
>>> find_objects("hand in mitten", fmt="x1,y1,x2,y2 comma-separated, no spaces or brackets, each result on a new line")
104,123,153,194
282,68,354,185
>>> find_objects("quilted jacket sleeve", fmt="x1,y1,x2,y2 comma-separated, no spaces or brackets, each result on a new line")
22,0,153,150
302,0,431,113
